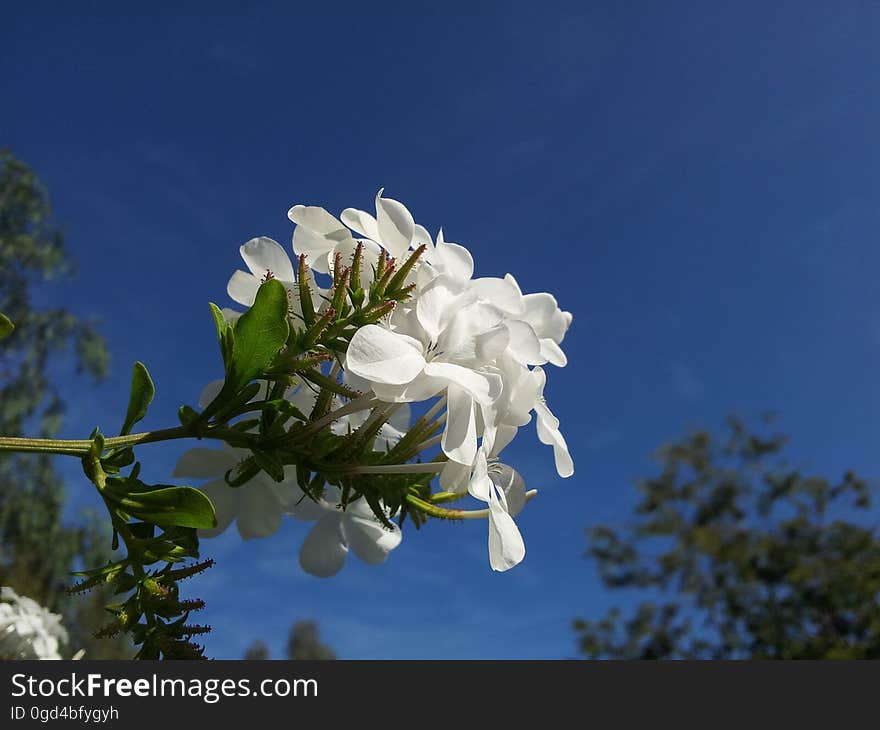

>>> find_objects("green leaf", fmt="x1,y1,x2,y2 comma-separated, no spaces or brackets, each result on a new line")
0,312,14,338
111,486,217,530
229,278,290,389
209,302,234,366
120,361,155,435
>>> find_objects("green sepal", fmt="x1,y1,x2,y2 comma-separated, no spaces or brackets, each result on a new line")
224,457,261,487
301,367,360,398
178,405,200,428
102,446,135,471
253,449,285,482
228,418,261,432
208,381,263,422
297,254,316,327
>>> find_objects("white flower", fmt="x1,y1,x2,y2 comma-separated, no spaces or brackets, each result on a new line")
345,275,507,465
173,445,299,540
414,227,475,288
227,236,296,307
468,452,528,572
518,290,572,367
287,203,384,279
0,587,68,660
471,273,571,367
340,189,416,261
290,486,402,578
531,367,574,478
212,191,574,576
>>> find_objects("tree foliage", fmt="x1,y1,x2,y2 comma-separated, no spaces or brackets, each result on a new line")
286,620,336,660
0,149,129,658
243,620,337,660
575,416,880,659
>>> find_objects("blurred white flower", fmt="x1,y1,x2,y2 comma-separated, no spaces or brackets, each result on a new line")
291,486,402,578
173,445,299,540
0,587,68,660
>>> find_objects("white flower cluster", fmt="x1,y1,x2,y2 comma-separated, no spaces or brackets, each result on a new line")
176,190,572,574
0,587,68,660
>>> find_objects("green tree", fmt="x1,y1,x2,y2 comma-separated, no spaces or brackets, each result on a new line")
0,149,129,658
574,416,880,659
243,640,270,661
242,620,337,660
286,620,336,660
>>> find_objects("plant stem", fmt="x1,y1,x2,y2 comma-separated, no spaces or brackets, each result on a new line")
0,425,256,458
405,489,538,520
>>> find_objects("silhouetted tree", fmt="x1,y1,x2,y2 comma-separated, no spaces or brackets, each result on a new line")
242,620,337,660
243,640,270,660
0,149,129,658
287,620,336,660
575,416,880,659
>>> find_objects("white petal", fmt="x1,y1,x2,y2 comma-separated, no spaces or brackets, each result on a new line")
423,362,495,404
535,406,574,478
286,487,330,521
491,464,527,516
551,433,574,478
416,276,468,343
299,514,348,577
433,231,474,281
442,383,477,465
522,292,571,343
490,424,519,457
240,237,295,282
288,204,346,234
412,223,434,251
540,338,568,367
488,499,526,571
173,448,238,478
341,507,402,565
438,301,504,362
468,449,492,501
471,277,524,315
370,374,446,403
292,225,334,274
475,325,510,363
534,400,560,433
505,320,544,365
197,379,225,410
504,273,523,298
340,207,381,243
197,479,239,539
332,236,382,279
374,403,412,450
236,482,284,540
375,189,415,260
227,270,259,307
440,459,471,493
345,325,426,385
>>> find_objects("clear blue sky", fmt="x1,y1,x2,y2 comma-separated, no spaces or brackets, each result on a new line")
3,2,879,658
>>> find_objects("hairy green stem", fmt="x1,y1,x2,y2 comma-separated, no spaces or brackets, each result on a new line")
0,425,255,458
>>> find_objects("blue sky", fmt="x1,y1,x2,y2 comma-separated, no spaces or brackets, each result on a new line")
3,2,879,658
